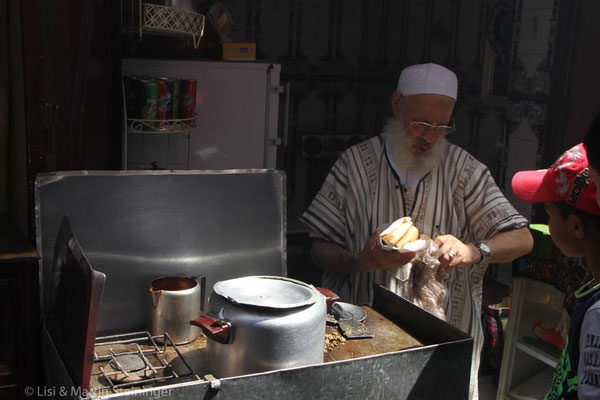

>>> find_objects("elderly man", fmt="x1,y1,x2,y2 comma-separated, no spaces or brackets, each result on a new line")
300,63,533,399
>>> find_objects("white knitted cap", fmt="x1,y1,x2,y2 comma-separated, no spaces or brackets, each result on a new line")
396,63,458,100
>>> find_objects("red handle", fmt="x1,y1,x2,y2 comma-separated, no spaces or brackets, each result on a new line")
190,314,231,344
316,287,341,313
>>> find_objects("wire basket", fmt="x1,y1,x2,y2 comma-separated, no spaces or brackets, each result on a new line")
127,116,197,133
140,3,205,49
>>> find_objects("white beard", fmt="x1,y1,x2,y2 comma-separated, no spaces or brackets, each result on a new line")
383,118,445,173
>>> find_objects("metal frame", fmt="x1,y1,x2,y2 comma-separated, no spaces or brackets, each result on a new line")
43,285,473,400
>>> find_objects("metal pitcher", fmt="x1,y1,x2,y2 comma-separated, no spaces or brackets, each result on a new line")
150,276,204,344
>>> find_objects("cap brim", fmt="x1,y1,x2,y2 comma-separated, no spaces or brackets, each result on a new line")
511,169,558,203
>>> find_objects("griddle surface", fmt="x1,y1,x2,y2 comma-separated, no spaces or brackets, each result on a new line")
324,305,422,362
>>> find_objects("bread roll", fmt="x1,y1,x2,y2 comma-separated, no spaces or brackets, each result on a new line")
381,218,419,248
381,219,412,246
395,226,419,248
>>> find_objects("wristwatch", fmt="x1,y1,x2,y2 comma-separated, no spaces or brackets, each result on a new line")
475,241,492,263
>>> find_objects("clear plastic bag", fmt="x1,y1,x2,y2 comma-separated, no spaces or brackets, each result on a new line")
387,235,448,320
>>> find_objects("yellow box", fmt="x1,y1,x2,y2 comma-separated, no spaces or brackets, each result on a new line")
222,42,256,61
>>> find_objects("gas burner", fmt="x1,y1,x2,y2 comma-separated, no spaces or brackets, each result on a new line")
110,354,146,372
107,352,157,383
90,331,200,393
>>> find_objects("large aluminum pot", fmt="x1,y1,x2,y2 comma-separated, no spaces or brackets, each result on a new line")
190,276,327,378
150,276,203,344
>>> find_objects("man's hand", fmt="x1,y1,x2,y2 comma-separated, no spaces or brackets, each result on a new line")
354,230,416,271
310,231,415,273
435,234,482,273
434,227,534,273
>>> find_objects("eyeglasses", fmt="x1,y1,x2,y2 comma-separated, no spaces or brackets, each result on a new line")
409,120,456,136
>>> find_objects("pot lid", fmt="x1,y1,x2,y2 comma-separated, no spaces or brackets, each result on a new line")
213,276,319,309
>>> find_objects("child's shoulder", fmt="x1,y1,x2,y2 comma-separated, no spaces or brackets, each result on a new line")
575,281,600,314
590,296,600,311
583,286,600,315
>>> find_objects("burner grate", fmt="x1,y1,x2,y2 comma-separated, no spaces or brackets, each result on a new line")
90,331,200,394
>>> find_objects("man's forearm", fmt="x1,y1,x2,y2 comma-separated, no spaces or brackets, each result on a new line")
481,227,533,263
310,239,363,272
310,235,417,273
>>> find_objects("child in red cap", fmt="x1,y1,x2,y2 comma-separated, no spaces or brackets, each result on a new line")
512,143,600,399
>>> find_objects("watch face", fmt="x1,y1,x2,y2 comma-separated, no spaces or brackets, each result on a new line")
478,242,491,258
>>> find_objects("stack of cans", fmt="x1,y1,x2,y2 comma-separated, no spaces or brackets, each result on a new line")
124,75,197,129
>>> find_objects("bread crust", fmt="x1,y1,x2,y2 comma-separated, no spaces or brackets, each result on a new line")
395,226,419,248
381,219,411,246
381,219,419,248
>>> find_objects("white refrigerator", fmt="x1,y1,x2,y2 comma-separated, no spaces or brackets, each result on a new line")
121,59,284,170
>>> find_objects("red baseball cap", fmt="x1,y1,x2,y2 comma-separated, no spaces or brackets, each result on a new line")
511,143,600,215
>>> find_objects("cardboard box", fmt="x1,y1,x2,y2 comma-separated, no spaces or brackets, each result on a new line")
208,2,234,41
222,42,256,61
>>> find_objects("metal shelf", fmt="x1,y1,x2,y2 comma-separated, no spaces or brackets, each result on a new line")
497,277,566,400
142,3,205,48
506,366,554,400
121,69,197,169
515,337,560,369
123,1,206,49
127,116,197,133
124,116,194,170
